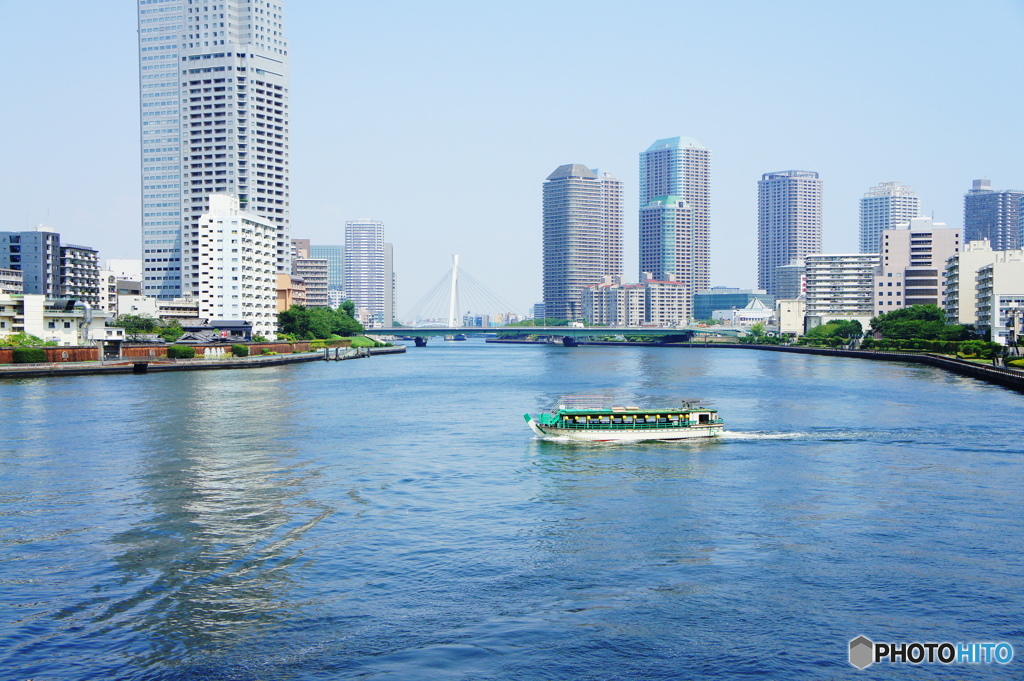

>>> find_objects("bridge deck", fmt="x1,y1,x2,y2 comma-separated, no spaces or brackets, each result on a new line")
372,326,742,339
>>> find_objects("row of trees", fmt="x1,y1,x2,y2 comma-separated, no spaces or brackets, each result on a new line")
793,305,1005,357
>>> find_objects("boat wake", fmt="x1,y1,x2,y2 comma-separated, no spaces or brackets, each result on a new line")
719,430,812,441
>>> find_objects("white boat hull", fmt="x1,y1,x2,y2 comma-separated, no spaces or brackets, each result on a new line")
527,417,723,442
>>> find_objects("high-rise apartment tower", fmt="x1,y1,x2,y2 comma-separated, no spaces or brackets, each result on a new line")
638,137,710,292
137,0,290,299
541,164,623,321
859,181,920,253
963,180,1024,251
757,170,822,296
343,220,394,326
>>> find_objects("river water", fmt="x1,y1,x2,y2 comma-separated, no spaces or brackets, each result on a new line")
2,341,1023,679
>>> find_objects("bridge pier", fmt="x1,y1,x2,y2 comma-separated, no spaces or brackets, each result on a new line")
413,336,429,347
561,336,578,347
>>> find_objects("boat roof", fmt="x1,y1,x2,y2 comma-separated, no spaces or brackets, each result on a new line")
556,406,716,415
552,395,714,413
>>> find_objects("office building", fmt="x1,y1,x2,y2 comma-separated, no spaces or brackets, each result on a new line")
183,194,279,338
1,227,101,304
963,180,1024,251
311,244,344,291
542,164,623,321
292,258,329,307
138,0,290,300
0,227,61,297
804,254,880,319
291,238,310,261
774,258,806,300
693,288,774,322
860,182,920,253
638,137,711,294
344,220,394,326
874,217,959,315
758,171,822,296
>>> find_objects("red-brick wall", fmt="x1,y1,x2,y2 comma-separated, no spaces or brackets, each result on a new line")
0,346,99,363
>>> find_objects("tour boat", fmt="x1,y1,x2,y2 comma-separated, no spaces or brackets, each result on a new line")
524,395,724,442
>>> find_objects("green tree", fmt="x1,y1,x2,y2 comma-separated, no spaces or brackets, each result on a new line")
156,320,184,343
870,305,974,341
115,314,160,335
1,332,54,347
277,304,364,340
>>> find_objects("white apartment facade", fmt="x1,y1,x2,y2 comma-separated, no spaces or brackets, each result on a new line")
582,275,690,327
942,240,1004,325
804,254,879,318
138,0,291,300
973,251,1024,344
183,194,278,338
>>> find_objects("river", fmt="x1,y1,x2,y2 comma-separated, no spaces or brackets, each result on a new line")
2,340,1023,679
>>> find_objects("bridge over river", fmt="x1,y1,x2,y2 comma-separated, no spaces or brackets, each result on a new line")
373,326,744,347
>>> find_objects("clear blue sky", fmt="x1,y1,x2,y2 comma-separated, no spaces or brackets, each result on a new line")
2,0,1023,316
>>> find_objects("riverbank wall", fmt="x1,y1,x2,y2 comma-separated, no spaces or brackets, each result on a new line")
0,345,404,379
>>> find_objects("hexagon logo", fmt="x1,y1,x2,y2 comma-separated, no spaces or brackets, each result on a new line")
849,636,874,669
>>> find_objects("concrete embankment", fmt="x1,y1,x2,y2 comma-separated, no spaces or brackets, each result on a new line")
0,345,405,379
485,338,1024,393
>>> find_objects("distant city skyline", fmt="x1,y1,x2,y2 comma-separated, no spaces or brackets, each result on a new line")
3,2,1024,313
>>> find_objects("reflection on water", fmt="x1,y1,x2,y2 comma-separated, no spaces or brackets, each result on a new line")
2,344,1024,679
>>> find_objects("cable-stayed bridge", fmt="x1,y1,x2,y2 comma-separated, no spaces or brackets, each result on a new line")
381,255,743,346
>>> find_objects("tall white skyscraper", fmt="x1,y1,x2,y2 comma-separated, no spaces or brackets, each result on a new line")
638,137,711,291
758,170,822,297
137,0,290,299
859,181,920,253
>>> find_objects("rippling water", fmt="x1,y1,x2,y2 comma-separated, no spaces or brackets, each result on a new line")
2,342,1023,679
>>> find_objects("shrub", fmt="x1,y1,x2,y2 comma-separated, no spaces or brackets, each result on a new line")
231,344,249,357
260,348,277,355
12,348,47,363
167,344,195,359
1007,358,1024,368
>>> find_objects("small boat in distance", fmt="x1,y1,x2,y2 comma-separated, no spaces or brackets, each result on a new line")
525,395,724,442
